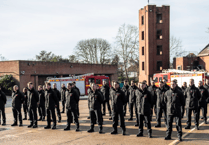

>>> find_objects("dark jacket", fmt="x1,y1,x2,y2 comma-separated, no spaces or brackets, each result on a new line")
136,88,152,116
38,90,45,106
12,90,24,110
147,85,158,107
23,92,28,106
87,87,93,109
0,90,7,109
53,88,61,101
100,85,110,101
181,86,187,93
88,90,103,110
66,89,79,109
27,88,39,108
198,86,208,106
110,88,126,112
203,84,209,103
121,85,130,103
129,85,138,103
164,88,185,116
184,85,200,109
156,87,166,108
164,84,170,91
73,86,80,96
61,87,67,102
45,88,59,109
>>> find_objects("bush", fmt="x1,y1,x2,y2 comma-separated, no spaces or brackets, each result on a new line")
0,75,15,95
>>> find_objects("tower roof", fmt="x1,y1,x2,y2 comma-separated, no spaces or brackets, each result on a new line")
198,44,209,56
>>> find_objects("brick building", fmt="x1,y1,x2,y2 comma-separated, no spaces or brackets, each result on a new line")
0,60,118,91
173,44,209,72
138,5,170,85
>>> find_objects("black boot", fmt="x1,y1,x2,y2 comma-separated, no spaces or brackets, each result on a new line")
195,125,199,130
205,120,207,124
184,125,190,129
52,125,56,129
135,123,139,127
19,122,23,127
64,126,70,131
136,132,143,137
155,123,161,128
11,122,17,126
2,121,6,126
28,123,33,128
87,125,94,133
33,123,38,128
109,117,112,120
178,136,182,141
148,130,152,138
111,128,118,134
75,124,79,132
58,118,61,123
99,126,103,134
87,116,90,119
42,116,45,121
128,118,133,121
23,114,27,120
38,117,42,121
44,125,51,129
164,136,171,140
122,127,126,135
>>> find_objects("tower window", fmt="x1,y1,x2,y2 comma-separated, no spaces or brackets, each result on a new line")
142,31,144,40
157,45,162,55
141,16,144,25
142,47,144,55
142,62,145,70
157,14,162,23
157,30,162,39
157,61,162,71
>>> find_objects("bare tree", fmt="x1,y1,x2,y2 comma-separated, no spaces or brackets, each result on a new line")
114,24,139,80
35,51,68,62
0,54,6,61
75,38,112,64
68,55,78,63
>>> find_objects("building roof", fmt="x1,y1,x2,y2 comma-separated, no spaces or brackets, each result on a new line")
198,44,209,56
127,65,139,72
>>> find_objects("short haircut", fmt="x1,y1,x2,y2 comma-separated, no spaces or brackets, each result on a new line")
142,80,146,84
23,87,27,92
67,83,73,86
27,82,33,86
115,81,120,85
72,81,76,85
190,79,194,82
171,80,176,84
46,82,51,86
38,85,42,89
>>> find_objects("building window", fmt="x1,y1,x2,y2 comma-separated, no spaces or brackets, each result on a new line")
141,16,144,25
157,14,162,23
157,30,162,39
157,45,162,55
142,47,144,55
142,31,144,40
157,61,162,71
177,66,182,70
142,62,145,70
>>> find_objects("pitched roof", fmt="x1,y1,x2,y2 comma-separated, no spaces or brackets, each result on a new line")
198,44,209,56
127,65,139,72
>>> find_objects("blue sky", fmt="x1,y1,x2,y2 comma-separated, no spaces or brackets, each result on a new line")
0,0,209,60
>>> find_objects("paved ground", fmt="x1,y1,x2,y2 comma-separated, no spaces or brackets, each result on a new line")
0,97,209,145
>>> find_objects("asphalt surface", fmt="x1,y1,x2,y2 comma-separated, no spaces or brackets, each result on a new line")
0,98,209,145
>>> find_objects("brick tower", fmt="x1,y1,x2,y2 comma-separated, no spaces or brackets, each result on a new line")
138,5,170,85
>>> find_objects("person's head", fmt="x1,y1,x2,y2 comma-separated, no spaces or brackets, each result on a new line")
38,85,43,91
53,83,57,89
151,80,155,86
124,80,128,86
46,83,51,90
189,79,194,86
163,79,167,85
27,82,33,90
61,83,65,88
131,80,135,86
23,87,27,93
198,81,203,87
67,83,72,90
96,84,100,90
159,81,164,88
114,81,120,90
72,82,76,87
13,85,19,91
111,80,115,87
91,83,97,91
137,82,142,89
170,80,177,90
140,82,146,90
206,79,209,85
103,80,107,85
183,82,187,87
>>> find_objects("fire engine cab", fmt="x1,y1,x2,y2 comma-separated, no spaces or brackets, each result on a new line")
153,69,209,87
47,73,110,96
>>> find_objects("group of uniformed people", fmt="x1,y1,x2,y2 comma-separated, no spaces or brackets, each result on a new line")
0,78,208,142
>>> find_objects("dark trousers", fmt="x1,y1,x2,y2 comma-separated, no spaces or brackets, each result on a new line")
186,108,199,127
23,104,28,117
77,102,80,117
112,111,125,129
62,101,66,112
181,106,185,118
167,115,182,137
138,114,151,134
66,108,79,128
55,103,61,120
90,109,102,128
198,105,207,121
28,107,37,125
102,100,111,115
129,102,138,123
0,107,6,123
12,108,22,124
151,104,157,121
123,102,128,116
156,107,167,125
46,108,56,127
38,105,45,119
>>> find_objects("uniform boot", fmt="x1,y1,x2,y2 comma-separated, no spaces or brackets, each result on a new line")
33,122,38,128
178,136,182,141
87,125,94,133
195,125,199,130
122,127,126,135
38,117,42,121
64,125,70,131
155,123,161,128
28,123,33,128
2,121,6,126
136,132,143,137
148,129,152,138
99,126,103,134
109,111,112,117
75,124,79,132
19,121,23,127
44,125,51,129
111,127,118,134
42,116,45,121
58,117,61,123
11,122,17,126
23,114,27,120
164,136,171,140
184,125,190,129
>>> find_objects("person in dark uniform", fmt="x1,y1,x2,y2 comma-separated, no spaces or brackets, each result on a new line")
121,80,130,117
38,85,45,121
184,79,200,130
155,81,167,128
11,85,24,126
72,82,80,118
60,84,66,113
164,80,185,141
100,80,111,116
109,80,116,120
87,83,93,119
110,81,126,135
136,82,152,138
128,80,138,122
0,86,7,125
198,81,208,124
87,83,103,134
22,88,28,120
163,79,170,91
203,79,209,120
64,83,80,131
181,82,187,118
147,80,158,121
44,82,59,130
52,83,61,122
27,82,39,128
